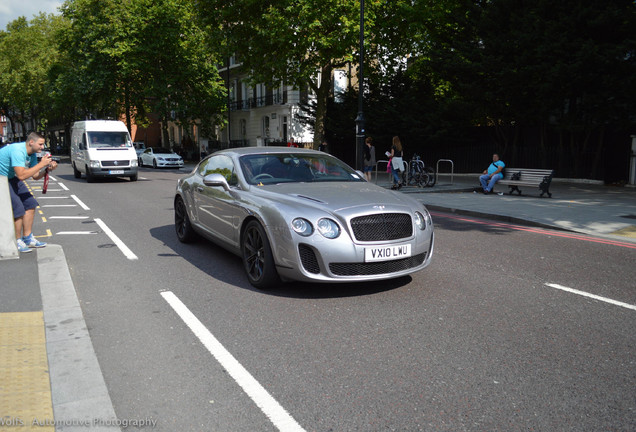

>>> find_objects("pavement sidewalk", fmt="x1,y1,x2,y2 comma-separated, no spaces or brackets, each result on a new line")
374,172,636,243
1,171,635,430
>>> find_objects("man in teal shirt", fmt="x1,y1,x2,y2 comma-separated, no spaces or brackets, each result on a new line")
479,153,505,194
0,132,58,252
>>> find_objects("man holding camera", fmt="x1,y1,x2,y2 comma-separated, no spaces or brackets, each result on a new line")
0,132,58,253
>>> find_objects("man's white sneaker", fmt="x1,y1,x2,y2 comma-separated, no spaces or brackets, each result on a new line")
23,234,47,248
17,238,33,253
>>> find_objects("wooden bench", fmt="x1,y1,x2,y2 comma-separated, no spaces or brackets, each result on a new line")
498,168,555,198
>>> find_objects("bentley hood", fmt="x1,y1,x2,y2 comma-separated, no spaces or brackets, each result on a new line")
251,182,418,212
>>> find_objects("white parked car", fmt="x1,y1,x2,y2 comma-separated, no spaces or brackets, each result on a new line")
139,147,184,169
133,142,146,157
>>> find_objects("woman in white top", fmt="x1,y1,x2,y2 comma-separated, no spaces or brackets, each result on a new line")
389,136,404,189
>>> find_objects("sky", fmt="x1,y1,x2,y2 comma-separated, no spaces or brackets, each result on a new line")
0,0,63,30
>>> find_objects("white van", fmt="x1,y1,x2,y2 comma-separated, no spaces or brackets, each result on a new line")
70,120,138,182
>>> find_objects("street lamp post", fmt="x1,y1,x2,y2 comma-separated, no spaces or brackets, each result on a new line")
355,0,365,171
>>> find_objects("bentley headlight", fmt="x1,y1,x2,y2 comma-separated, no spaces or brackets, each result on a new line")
317,218,340,239
414,211,426,230
421,207,433,227
292,218,313,236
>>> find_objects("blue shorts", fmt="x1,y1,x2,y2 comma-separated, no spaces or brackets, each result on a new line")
8,177,38,219
363,165,373,173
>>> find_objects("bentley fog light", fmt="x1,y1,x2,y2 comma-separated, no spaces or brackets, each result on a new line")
292,218,313,236
317,218,340,239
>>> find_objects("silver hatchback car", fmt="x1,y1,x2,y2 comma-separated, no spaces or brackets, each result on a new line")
174,147,434,289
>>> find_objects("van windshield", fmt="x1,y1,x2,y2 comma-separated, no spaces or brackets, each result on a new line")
87,132,132,148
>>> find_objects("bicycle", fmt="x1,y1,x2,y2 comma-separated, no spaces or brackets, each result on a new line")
407,154,436,187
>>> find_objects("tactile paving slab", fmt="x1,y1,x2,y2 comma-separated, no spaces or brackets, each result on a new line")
0,311,54,431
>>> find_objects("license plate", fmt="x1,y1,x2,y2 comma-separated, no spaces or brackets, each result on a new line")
109,170,124,174
365,244,412,262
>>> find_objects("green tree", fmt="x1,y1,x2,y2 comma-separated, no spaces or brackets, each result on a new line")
416,0,636,176
59,0,226,139
197,0,383,148
0,14,63,138
124,0,226,143
58,0,123,119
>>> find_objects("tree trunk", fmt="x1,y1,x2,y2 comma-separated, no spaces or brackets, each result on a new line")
161,114,170,148
590,127,604,180
312,63,333,149
124,83,132,134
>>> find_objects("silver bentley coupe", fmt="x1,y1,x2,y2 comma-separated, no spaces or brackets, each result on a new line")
174,147,434,289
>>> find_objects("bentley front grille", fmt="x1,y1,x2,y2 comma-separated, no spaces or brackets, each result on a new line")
329,253,426,276
350,213,413,241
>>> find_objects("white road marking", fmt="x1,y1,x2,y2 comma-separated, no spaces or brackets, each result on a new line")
49,216,90,220
94,218,138,260
161,291,306,432
71,194,90,210
545,283,636,311
58,182,69,191
42,205,77,208
39,196,69,199
56,231,98,235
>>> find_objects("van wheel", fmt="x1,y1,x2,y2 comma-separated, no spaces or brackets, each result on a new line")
73,163,81,179
85,166,95,183
130,174,138,182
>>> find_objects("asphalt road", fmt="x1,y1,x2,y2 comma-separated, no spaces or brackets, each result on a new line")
35,162,636,431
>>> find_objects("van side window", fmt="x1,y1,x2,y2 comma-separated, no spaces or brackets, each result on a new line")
81,134,87,150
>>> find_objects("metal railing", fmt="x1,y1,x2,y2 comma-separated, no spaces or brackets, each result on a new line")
374,159,408,184
436,159,454,184
229,92,287,111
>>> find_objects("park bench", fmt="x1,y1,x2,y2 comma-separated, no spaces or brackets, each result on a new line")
498,168,555,198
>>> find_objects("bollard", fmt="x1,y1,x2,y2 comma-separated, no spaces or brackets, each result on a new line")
0,176,19,259
630,135,636,186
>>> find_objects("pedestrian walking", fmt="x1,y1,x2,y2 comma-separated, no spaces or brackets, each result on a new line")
363,136,376,182
389,136,405,189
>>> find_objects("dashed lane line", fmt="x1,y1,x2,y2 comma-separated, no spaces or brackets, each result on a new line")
70,195,90,211
545,283,636,311
94,219,138,260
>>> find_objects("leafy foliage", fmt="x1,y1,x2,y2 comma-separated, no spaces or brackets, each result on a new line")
196,0,383,147
0,14,65,136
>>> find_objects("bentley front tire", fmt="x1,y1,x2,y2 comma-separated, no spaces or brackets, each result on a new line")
174,196,196,243
241,220,280,289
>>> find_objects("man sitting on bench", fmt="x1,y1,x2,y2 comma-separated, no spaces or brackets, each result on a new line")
480,153,505,194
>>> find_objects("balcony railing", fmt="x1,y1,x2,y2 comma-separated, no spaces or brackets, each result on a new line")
229,91,288,111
